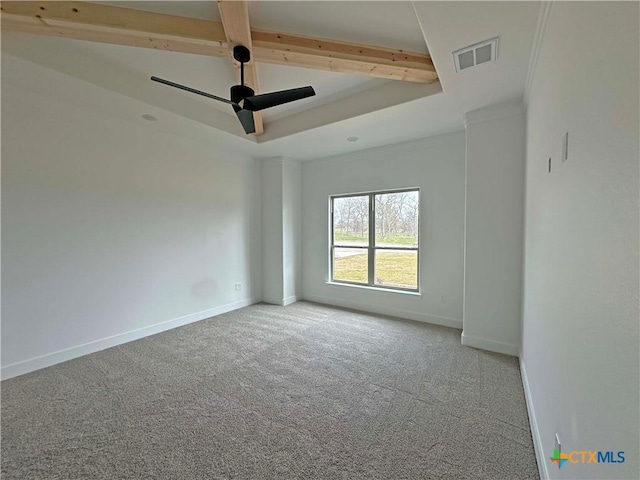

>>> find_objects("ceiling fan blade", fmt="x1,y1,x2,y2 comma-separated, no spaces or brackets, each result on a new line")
150,76,237,106
234,108,256,135
242,86,316,112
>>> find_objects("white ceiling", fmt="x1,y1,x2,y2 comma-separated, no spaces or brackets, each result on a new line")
1,1,541,161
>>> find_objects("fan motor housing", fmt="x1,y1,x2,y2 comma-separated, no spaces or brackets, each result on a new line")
230,85,255,104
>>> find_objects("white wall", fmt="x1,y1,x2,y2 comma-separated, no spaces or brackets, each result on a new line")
1,56,263,379
462,101,526,356
301,131,466,328
282,161,302,304
260,158,302,306
522,2,639,479
261,159,284,304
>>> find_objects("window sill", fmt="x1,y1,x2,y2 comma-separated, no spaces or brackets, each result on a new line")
325,281,422,296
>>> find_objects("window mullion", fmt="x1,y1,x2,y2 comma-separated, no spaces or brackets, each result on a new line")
330,197,335,281
368,193,375,286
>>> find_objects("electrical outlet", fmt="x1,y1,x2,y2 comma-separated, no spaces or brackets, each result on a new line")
234,283,241,291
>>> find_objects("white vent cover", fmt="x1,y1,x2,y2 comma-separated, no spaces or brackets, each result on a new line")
453,37,499,72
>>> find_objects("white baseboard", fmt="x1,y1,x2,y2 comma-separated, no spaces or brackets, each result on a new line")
1,298,256,381
460,331,519,356
520,357,548,480
282,295,298,306
303,294,462,329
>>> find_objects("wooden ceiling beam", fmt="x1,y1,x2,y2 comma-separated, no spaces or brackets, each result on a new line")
251,30,437,83
1,1,438,84
217,0,263,136
0,1,229,56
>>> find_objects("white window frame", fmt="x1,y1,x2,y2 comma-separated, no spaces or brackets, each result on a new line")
329,188,420,293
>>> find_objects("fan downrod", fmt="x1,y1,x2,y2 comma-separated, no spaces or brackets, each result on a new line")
232,45,252,92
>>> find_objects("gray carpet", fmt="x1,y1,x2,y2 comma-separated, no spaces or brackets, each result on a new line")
1,302,539,479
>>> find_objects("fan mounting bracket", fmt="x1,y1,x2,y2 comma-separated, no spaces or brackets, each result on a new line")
233,45,251,64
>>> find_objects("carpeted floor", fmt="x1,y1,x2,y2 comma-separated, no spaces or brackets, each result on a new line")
1,302,539,479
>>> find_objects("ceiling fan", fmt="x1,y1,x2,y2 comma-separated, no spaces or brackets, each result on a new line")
151,45,316,134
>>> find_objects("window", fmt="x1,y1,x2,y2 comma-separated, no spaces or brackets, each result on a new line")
330,189,419,292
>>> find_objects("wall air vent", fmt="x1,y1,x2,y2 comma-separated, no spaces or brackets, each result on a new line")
453,37,499,72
